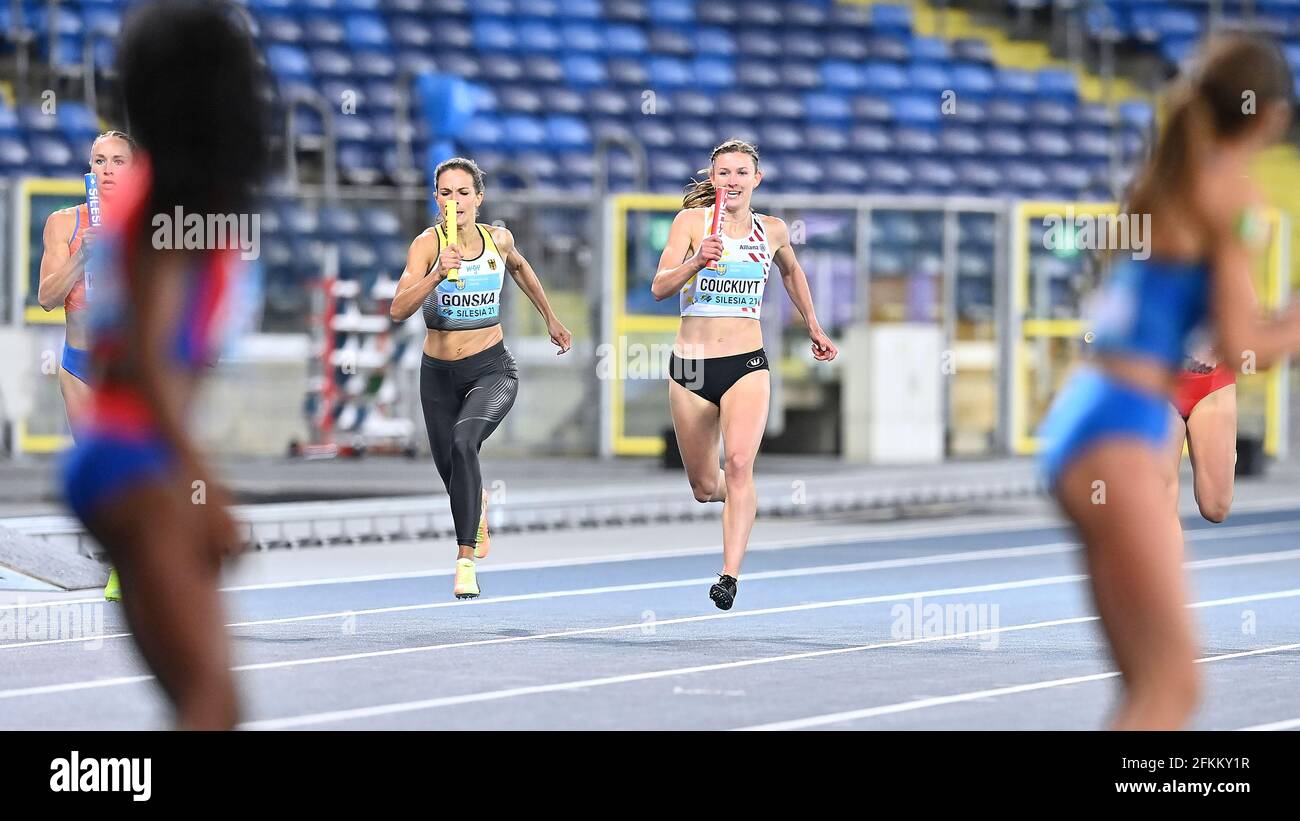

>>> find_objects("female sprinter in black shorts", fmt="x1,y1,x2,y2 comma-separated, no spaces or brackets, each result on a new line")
390,158,572,599
652,139,837,610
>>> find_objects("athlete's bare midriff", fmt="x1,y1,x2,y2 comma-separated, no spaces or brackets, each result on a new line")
64,310,90,350
674,315,764,359
423,325,505,360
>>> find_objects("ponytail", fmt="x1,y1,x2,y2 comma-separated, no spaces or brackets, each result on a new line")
1125,82,1210,216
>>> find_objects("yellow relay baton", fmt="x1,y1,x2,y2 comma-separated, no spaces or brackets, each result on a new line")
445,198,463,288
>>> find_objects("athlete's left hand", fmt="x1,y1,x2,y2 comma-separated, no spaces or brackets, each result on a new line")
810,327,837,361
549,319,572,355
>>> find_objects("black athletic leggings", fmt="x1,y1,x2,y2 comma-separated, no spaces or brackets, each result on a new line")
420,341,519,546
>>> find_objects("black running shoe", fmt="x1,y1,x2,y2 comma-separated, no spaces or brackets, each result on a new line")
709,574,738,610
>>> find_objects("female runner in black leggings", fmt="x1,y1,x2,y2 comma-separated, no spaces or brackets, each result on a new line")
390,158,572,598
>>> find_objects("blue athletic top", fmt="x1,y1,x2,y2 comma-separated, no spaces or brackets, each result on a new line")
1086,257,1210,371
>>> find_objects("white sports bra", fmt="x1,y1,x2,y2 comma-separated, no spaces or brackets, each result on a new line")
679,206,773,320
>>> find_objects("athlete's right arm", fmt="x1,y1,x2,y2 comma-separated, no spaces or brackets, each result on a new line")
37,209,86,311
1202,180,1300,372
650,208,720,301
389,229,448,321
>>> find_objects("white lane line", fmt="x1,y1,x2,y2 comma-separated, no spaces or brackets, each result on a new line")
1238,717,1300,731
11,537,1300,653
0,542,1082,651
0,573,1088,699
241,594,1300,730
215,515,1070,592
735,641,1300,731
5,514,1300,613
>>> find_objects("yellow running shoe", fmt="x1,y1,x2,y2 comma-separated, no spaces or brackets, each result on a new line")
453,558,480,599
103,567,121,602
474,488,491,559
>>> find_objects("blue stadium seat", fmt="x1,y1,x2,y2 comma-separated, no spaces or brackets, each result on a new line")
57,102,100,143
310,48,354,79
604,0,648,23
862,62,907,92
607,23,648,55
540,86,585,115
909,62,952,93
952,38,993,64
850,124,893,154
648,26,693,56
646,56,692,89
461,114,505,149
805,91,852,122
0,106,20,138
397,50,438,76
261,14,305,44
995,68,1037,97
697,0,740,26
735,28,781,59
939,126,983,156
986,97,1030,124
693,57,735,89
353,50,396,80
497,85,544,114
806,126,849,154
1027,128,1073,158
675,120,720,152
984,127,1028,156
267,44,313,79
320,204,362,236
633,119,676,149
893,95,942,127
360,206,402,237
1036,69,1078,101
546,114,590,149
719,94,762,120
951,63,996,96
780,60,823,90
558,21,602,52
673,90,716,118
694,27,739,58
1073,128,1113,159
912,37,950,62
913,158,958,189
825,33,869,62
760,123,804,153
481,55,524,83
501,114,547,150
870,4,912,34
430,20,472,49
649,0,694,25
523,56,563,84
737,61,781,89
868,158,912,190
608,56,650,86
562,54,607,87
866,34,911,62
783,30,826,62
894,125,939,154
344,13,389,49
390,17,432,49
589,89,631,117
852,95,892,122
303,16,346,46
956,160,1001,190
517,0,559,17
1029,98,1075,127
822,60,864,91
